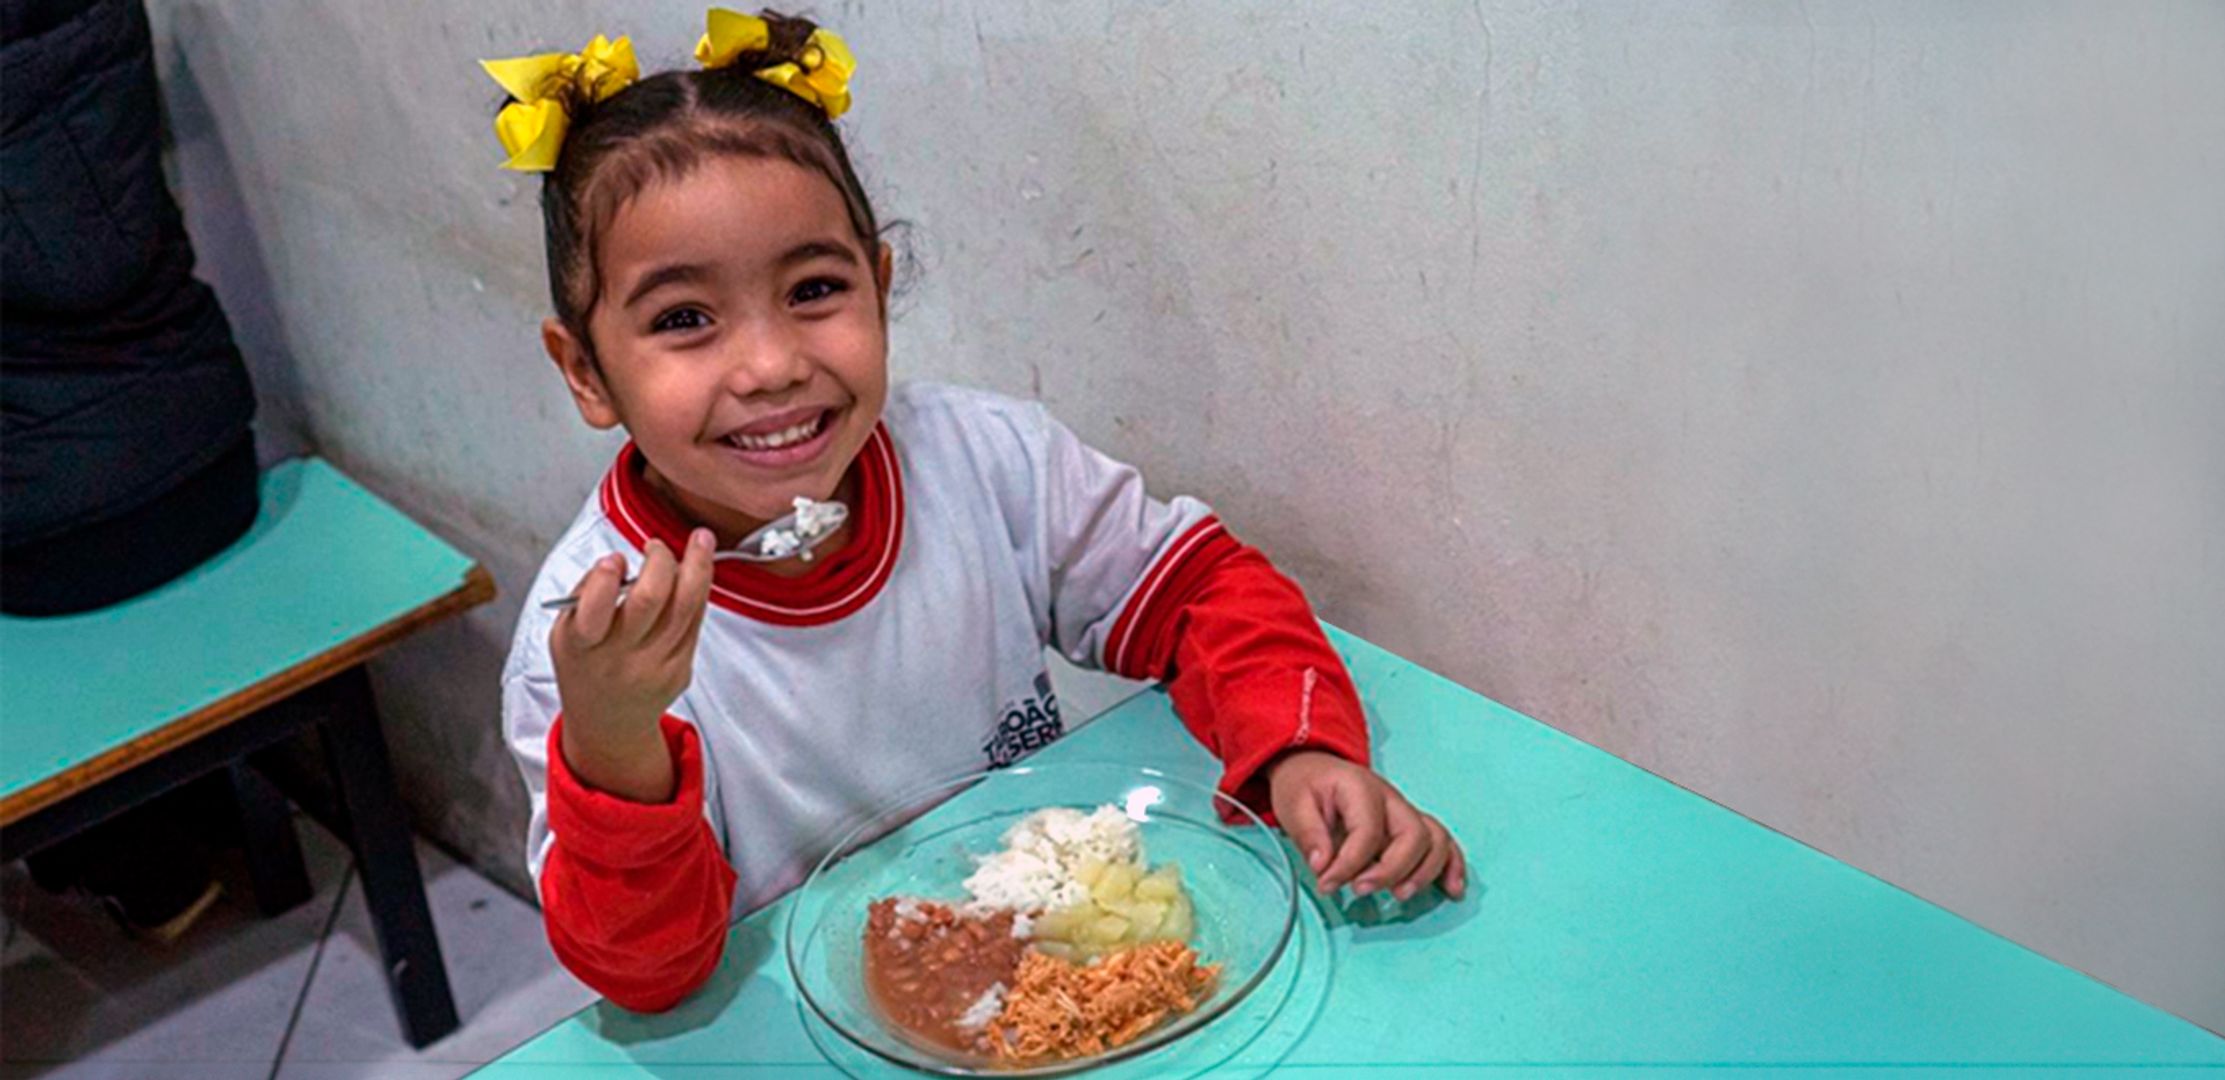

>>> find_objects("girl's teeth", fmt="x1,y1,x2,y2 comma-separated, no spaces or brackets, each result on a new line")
732,414,823,451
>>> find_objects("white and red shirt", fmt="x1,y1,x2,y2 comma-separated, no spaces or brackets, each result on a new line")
501,381,1367,1011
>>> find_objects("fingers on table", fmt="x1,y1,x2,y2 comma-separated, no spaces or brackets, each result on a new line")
1354,797,1431,897
1317,777,1387,893
1389,813,1458,901
1279,787,1336,879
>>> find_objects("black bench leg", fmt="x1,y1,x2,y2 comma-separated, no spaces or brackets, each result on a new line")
227,760,313,916
321,666,460,1048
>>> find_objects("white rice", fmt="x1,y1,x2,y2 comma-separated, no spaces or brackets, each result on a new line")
962,805,1140,912
792,496,842,537
755,498,840,559
758,528,801,558
956,982,1008,1032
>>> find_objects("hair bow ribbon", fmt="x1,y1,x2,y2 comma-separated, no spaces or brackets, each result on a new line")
695,8,854,119
479,34,640,171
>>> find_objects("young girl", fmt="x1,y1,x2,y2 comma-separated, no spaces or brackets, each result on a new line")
490,9,1466,1013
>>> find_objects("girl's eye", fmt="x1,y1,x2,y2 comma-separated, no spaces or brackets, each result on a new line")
790,278,849,306
651,307,711,334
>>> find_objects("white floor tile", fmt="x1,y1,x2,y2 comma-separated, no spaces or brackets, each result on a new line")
274,837,593,1075
1,816,351,1073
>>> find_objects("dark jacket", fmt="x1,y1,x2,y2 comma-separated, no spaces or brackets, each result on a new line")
2,0,256,548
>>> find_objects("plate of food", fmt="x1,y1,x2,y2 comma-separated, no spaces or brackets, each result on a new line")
786,762,1299,1075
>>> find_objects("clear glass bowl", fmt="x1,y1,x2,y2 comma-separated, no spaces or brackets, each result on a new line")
786,762,1298,1076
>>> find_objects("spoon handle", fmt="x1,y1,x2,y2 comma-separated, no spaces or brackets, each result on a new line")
542,576,640,611
541,500,845,611
538,549,777,610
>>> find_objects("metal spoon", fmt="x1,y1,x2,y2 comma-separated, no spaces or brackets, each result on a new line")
542,500,849,611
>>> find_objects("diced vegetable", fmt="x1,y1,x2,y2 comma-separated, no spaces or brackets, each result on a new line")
1027,857,1198,960
1134,867,1180,902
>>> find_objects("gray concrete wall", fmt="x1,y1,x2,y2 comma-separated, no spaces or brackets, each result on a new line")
148,1,2224,1031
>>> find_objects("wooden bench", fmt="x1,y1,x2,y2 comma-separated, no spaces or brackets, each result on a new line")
1,458,496,1048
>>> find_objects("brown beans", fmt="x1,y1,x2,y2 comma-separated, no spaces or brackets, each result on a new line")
865,898,1028,1055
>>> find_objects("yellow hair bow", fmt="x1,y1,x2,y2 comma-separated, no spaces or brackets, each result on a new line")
479,34,640,172
694,8,855,120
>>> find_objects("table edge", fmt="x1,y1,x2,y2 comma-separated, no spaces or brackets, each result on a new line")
0,564,498,825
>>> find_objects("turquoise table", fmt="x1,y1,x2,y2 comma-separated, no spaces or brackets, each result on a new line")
480,630,2224,1077
2,458,495,1047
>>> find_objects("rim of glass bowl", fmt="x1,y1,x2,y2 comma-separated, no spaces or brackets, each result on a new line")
783,762,1299,1077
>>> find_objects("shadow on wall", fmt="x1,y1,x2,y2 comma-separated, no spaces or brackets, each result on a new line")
150,3,540,900
157,3,310,466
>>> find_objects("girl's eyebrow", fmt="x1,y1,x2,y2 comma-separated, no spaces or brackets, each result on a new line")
621,241,859,309
622,262,712,309
779,239,861,269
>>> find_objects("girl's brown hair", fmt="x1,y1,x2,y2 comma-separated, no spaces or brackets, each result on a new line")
522,13,880,358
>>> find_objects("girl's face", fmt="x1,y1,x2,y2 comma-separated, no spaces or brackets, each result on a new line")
546,156,891,544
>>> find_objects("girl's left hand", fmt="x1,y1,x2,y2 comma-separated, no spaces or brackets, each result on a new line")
1266,751,1468,901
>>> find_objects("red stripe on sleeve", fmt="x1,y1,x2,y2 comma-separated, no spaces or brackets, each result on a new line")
1104,518,1236,680
540,715,737,1013
1107,524,1372,817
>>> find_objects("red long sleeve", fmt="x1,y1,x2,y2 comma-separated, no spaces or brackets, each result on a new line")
534,529,1357,1010
1107,523,1371,815
539,715,737,1013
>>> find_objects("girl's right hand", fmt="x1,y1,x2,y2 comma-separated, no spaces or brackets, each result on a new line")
549,529,716,803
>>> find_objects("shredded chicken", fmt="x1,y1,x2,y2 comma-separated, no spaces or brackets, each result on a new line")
985,941,1218,1063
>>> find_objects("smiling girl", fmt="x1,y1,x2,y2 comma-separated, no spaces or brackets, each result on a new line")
491,9,1466,1012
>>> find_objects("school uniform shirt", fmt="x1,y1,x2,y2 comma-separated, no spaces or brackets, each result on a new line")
501,381,1368,1012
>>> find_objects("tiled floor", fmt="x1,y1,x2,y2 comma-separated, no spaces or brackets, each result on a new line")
1,814,594,1080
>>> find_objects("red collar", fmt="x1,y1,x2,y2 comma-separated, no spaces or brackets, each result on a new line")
597,425,905,626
